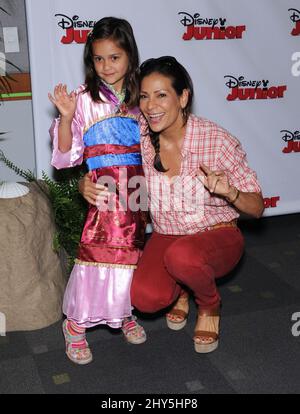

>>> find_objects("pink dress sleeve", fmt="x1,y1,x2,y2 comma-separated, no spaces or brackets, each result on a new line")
49,88,85,170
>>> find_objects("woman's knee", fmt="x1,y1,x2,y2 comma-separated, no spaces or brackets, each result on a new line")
131,280,172,313
164,238,207,280
164,229,245,281
131,288,171,313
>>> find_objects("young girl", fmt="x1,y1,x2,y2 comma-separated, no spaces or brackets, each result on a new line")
49,17,147,365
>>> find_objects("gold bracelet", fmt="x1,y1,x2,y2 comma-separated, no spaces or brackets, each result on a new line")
228,187,240,204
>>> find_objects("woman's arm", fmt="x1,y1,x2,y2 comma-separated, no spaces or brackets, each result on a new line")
223,186,264,218
199,164,264,218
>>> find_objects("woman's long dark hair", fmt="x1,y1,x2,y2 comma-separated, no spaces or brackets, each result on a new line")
139,56,194,172
84,17,140,108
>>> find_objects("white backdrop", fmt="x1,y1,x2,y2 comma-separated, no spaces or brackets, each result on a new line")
25,0,300,216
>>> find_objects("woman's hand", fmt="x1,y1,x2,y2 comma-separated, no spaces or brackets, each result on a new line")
78,171,110,206
48,83,76,120
198,163,232,198
198,163,265,218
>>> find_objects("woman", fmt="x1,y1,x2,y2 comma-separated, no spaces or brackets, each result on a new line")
79,56,264,353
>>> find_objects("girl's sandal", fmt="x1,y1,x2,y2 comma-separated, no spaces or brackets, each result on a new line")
63,319,93,365
122,316,147,345
193,306,220,354
166,293,189,331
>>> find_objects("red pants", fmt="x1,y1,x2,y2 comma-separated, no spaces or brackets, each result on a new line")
131,227,244,312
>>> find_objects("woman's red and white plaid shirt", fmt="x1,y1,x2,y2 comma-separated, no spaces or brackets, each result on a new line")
140,114,262,235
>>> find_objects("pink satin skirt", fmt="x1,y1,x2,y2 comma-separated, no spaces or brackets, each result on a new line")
63,263,134,328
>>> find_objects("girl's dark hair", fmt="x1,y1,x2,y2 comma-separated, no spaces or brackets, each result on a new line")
84,17,140,108
139,56,194,172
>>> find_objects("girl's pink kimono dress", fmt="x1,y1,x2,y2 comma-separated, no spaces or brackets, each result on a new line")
50,83,147,328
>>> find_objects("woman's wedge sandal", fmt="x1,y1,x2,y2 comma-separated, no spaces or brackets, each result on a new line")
166,293,189,331
62,319,93,365
193,306,220,353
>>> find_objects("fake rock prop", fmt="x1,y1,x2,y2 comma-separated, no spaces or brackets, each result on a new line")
0,181,66,331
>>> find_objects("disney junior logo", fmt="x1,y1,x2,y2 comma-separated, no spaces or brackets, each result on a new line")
263,196,280,209
281,129,300,153
289,8,300,36
178,12,246,40
55,14,96,44
224,75,287,101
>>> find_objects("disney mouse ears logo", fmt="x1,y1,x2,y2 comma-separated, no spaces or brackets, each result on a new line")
55,13,95,44
178,11,246,40
281,129,300,153
289,8,300,35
